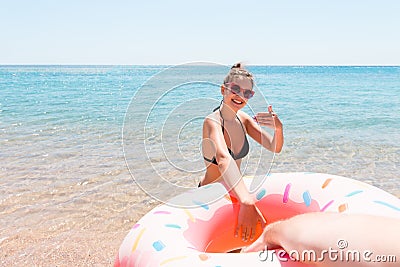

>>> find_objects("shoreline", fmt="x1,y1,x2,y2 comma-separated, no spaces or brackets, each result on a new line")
1,170,399,266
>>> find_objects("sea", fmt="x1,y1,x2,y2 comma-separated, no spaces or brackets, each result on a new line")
1,64,399,264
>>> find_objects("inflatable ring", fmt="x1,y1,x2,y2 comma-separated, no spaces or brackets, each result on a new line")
115,172,400,266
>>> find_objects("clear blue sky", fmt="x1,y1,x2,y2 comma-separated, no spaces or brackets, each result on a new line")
1,0,399,65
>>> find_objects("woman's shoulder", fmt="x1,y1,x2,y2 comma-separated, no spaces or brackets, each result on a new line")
237,110,251,122
204,111,220,127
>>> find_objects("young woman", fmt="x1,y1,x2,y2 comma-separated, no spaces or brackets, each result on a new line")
201,63,284,242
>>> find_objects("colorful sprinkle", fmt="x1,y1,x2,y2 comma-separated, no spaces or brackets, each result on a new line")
154,211,171,215
224,194,232,202
192,200,209,210
256,189,266,200
198,254,209,261
320,200,334,212
131,228,146,252
283,183,291,203
303,191,312,207
202,184,213,189
322,178,333,189
345,190,363,197
160,256,188,265
132,224,140,230
165,224,181,229
152,240,166,251
338,203,348,212
184,209,196,222
373,200,400,212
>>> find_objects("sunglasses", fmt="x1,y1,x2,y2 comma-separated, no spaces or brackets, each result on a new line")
224,83,255,99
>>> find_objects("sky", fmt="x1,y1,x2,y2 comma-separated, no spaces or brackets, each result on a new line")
1,0,399,65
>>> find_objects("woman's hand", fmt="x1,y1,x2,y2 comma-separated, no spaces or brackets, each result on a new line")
254,105,282,130
235,198,266,242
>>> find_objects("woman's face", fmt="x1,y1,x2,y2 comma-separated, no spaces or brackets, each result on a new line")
222,78,253,111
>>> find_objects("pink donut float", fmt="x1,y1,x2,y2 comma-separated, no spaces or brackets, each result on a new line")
115,172,400,267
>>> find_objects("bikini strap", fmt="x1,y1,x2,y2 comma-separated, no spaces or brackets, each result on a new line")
219,108,225,134
219,107,245,135
236,114,246,133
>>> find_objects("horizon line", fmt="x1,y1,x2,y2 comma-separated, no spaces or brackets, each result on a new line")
1,63,400,67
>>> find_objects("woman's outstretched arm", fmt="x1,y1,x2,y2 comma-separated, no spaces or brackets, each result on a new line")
203,116,265,241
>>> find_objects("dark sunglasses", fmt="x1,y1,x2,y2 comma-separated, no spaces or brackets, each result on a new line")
224,83,255,99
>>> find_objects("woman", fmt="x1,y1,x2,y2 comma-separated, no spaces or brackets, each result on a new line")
200,63,284,242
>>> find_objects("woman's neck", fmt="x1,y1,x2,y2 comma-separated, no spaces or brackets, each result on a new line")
219,102,237,121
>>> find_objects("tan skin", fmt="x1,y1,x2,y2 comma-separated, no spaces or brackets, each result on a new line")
201,77,284,242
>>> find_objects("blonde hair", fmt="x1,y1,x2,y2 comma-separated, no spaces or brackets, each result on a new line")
223,63,254,87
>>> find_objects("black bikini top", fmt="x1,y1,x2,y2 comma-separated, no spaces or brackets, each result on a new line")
203,108,249,165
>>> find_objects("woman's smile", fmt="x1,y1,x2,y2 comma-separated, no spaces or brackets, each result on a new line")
231,97,245,106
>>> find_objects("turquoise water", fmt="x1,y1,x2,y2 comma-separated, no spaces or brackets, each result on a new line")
1,65,399,263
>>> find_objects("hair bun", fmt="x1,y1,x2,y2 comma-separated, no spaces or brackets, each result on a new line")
231,63,242,69
224,62,254,87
